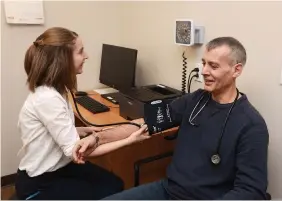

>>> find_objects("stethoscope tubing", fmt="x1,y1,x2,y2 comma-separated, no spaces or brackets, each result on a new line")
189,89,240,165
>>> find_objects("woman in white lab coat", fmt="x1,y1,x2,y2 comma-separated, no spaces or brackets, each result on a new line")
15,27,149,200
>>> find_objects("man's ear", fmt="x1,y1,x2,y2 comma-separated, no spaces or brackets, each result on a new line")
233,63,243,78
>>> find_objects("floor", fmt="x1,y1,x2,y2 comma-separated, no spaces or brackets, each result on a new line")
1,185,15,200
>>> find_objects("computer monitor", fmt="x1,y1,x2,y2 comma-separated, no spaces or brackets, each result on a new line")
99,44,137,90
99,44,138,104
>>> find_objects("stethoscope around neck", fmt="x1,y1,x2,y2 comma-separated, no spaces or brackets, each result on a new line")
188,89,240,165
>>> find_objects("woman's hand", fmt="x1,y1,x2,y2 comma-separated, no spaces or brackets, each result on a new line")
127,124,150,144
72,134,99,164
131,118,145,125
76,126,102,137
72,125,150,164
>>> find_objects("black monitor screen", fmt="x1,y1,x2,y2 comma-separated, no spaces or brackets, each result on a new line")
99,44,137,90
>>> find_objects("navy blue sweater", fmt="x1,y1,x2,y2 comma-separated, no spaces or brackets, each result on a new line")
164,89,269,200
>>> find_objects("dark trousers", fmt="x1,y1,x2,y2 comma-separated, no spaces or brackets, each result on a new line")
15,161,124,200
103,179,171,200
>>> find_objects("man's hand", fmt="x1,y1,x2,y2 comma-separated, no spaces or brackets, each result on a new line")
72,134,99,164
76,126,102,138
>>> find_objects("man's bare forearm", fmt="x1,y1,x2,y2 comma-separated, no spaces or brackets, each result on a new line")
96,118,144,145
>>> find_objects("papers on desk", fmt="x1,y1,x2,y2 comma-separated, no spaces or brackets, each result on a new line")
4,0,44,24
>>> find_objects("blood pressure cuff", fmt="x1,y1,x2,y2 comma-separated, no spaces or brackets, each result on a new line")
144,98,176,135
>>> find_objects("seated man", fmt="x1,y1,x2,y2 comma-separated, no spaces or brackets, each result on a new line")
74,36,269,200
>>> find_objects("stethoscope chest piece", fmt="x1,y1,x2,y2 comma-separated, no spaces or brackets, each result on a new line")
211,154,221,165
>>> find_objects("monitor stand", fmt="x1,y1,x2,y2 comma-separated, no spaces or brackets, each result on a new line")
101,92,122,105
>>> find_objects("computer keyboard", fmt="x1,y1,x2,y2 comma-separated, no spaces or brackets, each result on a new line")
75,96,110,114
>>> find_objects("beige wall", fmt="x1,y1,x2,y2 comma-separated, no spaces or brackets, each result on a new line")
0,1,2,177
1,1,282,199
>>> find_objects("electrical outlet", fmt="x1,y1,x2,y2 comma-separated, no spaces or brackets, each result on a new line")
195,63,203,82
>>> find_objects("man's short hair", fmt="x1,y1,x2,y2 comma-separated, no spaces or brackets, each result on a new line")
206,37,247,66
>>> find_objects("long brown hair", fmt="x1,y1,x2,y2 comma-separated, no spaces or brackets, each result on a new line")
24,27,78,95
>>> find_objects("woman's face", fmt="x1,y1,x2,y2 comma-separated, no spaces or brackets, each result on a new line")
73,37,88,74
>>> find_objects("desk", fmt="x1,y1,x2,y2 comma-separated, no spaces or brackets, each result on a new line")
70,92,177,189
